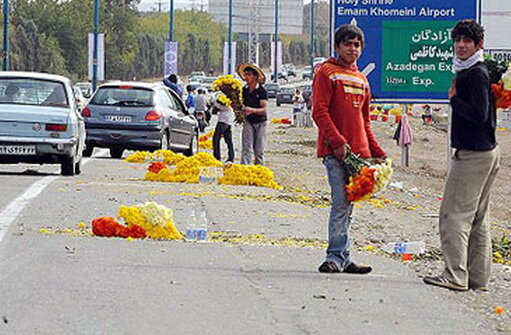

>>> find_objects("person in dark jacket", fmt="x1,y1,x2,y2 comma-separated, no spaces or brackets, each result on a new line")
423,19,500,292
163,74,182,97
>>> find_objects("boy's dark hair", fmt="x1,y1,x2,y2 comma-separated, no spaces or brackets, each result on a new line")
451,19,484,45
243,67,259,77
334,24,364,48
168,74,178,83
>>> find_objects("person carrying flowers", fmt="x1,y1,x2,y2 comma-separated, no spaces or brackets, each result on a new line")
212,93,236,163
312,24,386,275
237,63,268,165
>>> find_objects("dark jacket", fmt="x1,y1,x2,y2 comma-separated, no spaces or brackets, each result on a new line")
450,62,497,151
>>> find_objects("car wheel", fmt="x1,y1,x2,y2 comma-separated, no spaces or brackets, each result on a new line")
75,159,82,175
61,156,76,176
184,132,198,157
160,131,169,151
276,102,281,107
83,145,94,157
110,147,124,159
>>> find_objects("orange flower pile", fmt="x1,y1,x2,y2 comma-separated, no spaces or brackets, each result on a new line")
271,117,292,124
91,217,146,238
345,167,376,202
148,162,167,174
491,83,511,109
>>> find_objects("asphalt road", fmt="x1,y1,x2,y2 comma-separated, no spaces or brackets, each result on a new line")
0,102,498,334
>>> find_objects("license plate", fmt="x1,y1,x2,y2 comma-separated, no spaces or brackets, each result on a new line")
105,115,132,122
0,145,36,155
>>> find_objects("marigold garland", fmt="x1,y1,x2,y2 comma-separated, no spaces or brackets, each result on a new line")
271,117,292,124
148,162,167,174
91,217,146,238
211,75,245,124
218,164,282,189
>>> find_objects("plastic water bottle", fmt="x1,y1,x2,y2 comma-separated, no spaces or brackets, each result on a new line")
381,241,425,254
186,210,197,242
196,211,208,243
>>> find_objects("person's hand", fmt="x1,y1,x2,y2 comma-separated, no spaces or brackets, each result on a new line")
333,143,349,161
448,80,457,99
242,107,253,115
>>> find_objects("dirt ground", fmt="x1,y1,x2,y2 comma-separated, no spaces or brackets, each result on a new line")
258,110,511,333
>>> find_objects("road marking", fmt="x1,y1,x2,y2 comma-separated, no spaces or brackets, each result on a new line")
0,148,108,244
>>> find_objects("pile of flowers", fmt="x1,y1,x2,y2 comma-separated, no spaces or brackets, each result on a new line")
270,117,292,124
124,150,185,165
210,75,244,124
218,164,282,189
145,152,222,184
199,130,214,150
91,202,182,240
119,202,182,240
344,151,393,202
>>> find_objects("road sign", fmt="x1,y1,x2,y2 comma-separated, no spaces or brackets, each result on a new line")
164,40,178,76
88,33,104,81
332,0,480,102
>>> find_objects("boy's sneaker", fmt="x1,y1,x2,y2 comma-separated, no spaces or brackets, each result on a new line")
318,261,340,273
343,262,372,274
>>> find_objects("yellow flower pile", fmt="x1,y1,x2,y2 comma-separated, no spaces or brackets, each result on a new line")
144,152,222,184
217,93,232,107
199,130,215,149
270,117,291,124
118,202,182,240
124,150,186,165
211,75,244,123
218,164,282,189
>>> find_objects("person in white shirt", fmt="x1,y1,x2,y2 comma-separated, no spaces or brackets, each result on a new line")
212,96,235,163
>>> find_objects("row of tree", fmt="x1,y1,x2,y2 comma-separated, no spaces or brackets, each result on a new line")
1,0,329,81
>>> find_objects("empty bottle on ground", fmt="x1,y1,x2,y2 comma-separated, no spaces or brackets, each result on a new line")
381,241,425,254
186,210,197,242
196,211,208,243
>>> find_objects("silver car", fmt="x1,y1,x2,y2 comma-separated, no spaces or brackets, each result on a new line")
0,72,86,176
82,81,198,158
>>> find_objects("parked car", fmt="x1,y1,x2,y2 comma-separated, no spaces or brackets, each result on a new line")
0,72,86,175
75,82,93,98
81,82,198,158
264,82,281,99
188,71,205,83
270,70,288,81
302,66,312,80
283,63,297,77
276,86,295,106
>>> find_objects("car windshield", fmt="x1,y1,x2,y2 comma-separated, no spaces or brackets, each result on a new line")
281,87,294,93
0,78,69,107
265,84,279,89
90,87,154,106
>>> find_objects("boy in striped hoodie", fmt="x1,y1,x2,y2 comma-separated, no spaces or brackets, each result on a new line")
313,24,386,274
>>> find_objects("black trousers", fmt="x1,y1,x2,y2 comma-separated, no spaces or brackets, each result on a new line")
213,122,235,162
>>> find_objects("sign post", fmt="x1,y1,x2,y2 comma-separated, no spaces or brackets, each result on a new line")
332,0,480,102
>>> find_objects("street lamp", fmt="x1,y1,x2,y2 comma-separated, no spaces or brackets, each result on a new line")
227,0,233,74
273,0,279,83
92,0,100,91
169,0,174,41
3,0,9,71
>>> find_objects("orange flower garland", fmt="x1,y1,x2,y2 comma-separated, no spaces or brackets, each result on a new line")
345,167,376,202
491,83,511,109
92,217,146,238
148,162,168,174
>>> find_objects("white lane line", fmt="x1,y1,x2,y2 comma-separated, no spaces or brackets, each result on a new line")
0,148,109,244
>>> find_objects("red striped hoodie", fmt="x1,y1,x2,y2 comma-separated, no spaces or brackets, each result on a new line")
312,57,386,159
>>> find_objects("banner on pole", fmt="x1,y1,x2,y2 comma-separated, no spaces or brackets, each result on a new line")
164,41,178,76
332,0,479,101
223,42,236,75
88,33,105,81
270,41,283,74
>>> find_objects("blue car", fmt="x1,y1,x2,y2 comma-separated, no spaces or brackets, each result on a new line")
0,72,86,176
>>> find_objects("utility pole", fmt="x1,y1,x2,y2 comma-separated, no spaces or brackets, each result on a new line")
310,0,315,75
92,0,100,91
3,0,9,71
169,0,174,41
273,0,279,83
227,0,233,74
248,0,260,65
156,0,165,12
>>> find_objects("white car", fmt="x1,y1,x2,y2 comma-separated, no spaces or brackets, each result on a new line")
0,72,86,175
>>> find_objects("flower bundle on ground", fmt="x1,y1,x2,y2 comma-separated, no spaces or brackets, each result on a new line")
211,75,244,124
145,152,222,183
199,130,214,149
91,217,146,238
218,164,282,189
344,151,393,202
148,162,167,174
124,150,185,165
118,202,182,240
270,117,292,124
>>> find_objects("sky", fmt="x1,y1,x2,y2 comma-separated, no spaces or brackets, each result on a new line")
138,0,311,12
